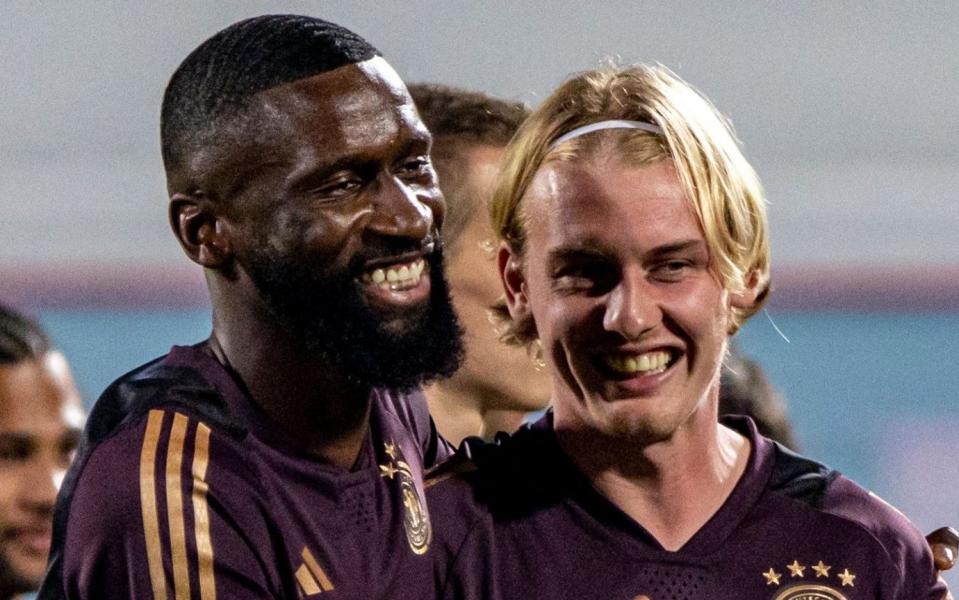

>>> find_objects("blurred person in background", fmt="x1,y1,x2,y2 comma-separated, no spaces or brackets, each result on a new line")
410,84,551,445
721,342,797,449
0,304,83,600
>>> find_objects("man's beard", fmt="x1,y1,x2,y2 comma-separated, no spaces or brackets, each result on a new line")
242,244,464,391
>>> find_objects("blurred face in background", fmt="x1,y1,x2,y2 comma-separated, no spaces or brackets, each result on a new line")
0,352,83,595
443,145,551,412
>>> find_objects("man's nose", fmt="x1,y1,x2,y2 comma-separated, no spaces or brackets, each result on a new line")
17,457,60,513
602,272,660,340
369,175,434,241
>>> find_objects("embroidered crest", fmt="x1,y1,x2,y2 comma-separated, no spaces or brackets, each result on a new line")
380,441,432,554
772,585,848,600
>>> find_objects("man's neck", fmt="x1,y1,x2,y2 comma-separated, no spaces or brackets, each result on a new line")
557,412,751,552
425,383,530,446
209,319,372,469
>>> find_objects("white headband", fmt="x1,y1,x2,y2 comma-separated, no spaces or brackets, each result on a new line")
549,119,663,150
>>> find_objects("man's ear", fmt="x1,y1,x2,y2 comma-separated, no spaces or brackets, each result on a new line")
730,268,761,309
169,192,231,268
498,242,534,329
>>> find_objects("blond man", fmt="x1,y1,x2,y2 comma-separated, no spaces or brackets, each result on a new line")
427,65,945,599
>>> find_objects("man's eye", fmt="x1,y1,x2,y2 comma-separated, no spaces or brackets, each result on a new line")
315,178,361,197
398,157,433,178
60,437,81,466
554,264,616,293
0,439,32,462
652,260,692,281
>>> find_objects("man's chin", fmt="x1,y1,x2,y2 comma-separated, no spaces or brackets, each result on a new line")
0,554,44,596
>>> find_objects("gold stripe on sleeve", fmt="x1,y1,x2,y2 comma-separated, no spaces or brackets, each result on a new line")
302,548,334,592
140,409,168,600
191,422,216,600
295,564,321,595
165,412,191,600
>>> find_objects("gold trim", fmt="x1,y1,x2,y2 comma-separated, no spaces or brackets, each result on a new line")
773,583,848,600
166,413,191,600
295,564,321,595
191,422,216,600
140,410,168,600
302,548,334,592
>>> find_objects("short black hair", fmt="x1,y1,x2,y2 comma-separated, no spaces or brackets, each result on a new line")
0,303,51,364
161,14,379,182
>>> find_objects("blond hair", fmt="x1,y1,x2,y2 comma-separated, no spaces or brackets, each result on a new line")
491,64,770,345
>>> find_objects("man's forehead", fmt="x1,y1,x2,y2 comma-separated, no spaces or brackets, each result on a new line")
525,159,702,249
236,56,426,163
256,57,412,122
0,357,83,430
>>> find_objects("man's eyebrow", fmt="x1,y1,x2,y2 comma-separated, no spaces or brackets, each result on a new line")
546,244,610,265
0,431,34,444
289,132,434,189
646,240,706,258
60,428,82,448
546,239,705,262
393,129,433,159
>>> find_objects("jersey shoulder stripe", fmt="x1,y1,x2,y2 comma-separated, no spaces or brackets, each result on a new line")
139,409,217,600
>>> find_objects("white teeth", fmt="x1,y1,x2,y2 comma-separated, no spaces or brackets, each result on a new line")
368,259,426,291
605,351,671,375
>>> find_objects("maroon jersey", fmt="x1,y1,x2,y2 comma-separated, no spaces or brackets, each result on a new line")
427,414,945,600
40,343,449,599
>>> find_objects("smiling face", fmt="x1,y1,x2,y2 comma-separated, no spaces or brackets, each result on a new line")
209,57,462,388
0,353,83,594
502,157,754,443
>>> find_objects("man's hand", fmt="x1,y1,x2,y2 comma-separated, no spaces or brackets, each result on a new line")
927,527,958,600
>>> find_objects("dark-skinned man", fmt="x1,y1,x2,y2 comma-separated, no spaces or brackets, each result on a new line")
39,15,462,599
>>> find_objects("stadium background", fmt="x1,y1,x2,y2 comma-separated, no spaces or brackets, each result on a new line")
3,1,957,587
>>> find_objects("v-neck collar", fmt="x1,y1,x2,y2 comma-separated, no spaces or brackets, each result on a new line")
534,413,775,558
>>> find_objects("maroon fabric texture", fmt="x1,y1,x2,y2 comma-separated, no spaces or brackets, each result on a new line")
427,414,945,600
